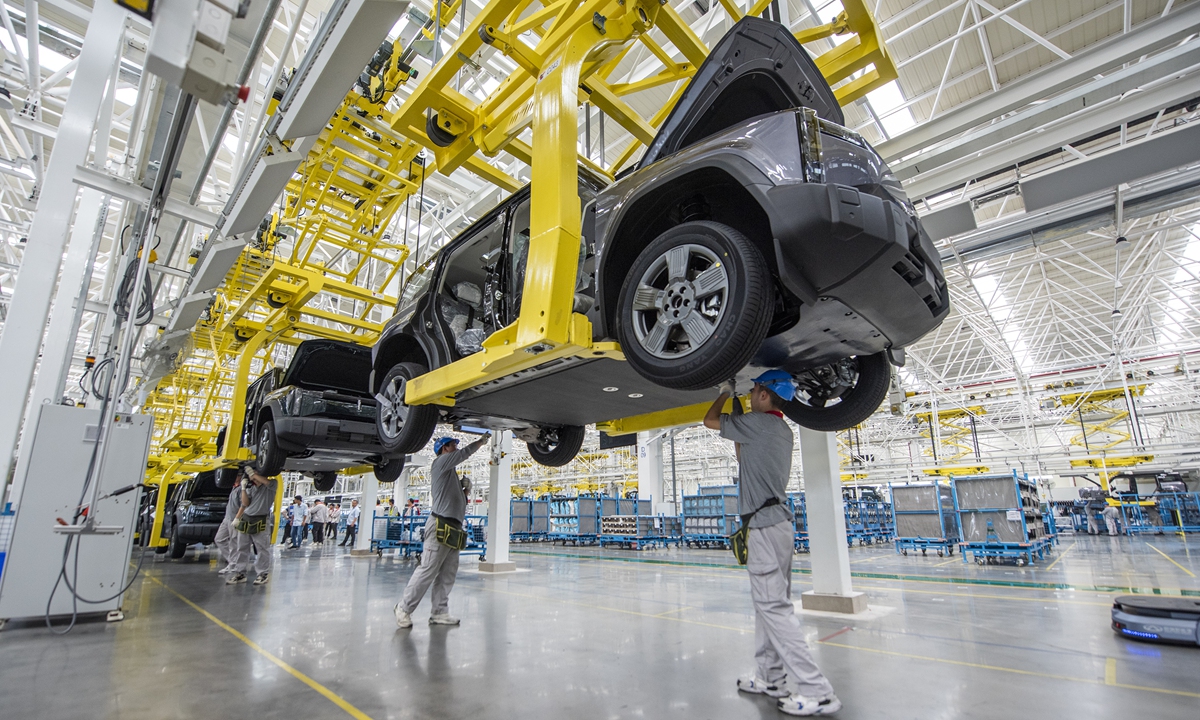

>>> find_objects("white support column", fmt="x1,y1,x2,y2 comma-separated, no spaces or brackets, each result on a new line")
480,431,516,572
0,1,128,502
397,465,411,505
352,472,379,556
798,427,866,614
638,432,667,514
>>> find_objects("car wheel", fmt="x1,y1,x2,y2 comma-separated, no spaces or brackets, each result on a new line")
376,362,439,454
168,531,187,559
255,422,287,475
312,471,337,492
214,467,239,489
374,455,406,483
527,425,585,467
617,221,772,391
782,352,891,432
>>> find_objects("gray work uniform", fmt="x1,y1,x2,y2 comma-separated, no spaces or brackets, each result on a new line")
234,478,277,576
721,412,834,699
213,486,241,565
399,437,487,615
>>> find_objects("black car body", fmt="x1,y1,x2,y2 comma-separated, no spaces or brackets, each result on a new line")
241,339,405,487
370,18,949,465
160,471,230,559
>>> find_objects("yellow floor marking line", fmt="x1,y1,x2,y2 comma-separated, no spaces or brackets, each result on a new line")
1146,543,1196,578
933,558,960,567
1043,542,1076,571
145,573,375,720
1105,658,1117,686
655,606,693,617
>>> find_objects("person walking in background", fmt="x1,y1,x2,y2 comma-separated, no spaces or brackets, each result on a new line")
327,502,341,542
311,499,328,545
287,496,308,548
340,499,361,547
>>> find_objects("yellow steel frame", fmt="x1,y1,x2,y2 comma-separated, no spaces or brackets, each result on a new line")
913,406,985,464
139,0,903,527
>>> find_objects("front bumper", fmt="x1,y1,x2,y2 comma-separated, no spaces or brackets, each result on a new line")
175,523,221,544
764,182,949,352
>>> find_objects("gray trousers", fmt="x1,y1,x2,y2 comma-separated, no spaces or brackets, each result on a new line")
213,519,235,564
234,527,273,576
399,518,460,615
747,520,834,698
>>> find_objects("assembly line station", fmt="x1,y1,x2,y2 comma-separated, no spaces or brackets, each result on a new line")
0,0,1198,718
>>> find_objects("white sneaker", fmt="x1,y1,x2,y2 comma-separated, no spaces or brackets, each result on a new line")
777,693,842,716
225,572,247,585
429,613,460,626
253,573,269,586
737,676,789,698
394,604,412,629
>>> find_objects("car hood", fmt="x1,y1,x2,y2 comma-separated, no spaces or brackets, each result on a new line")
283,339,374,397
638,16,843,170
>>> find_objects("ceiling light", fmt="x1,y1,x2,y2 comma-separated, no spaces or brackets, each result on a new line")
628,393,643,398
1111,308,1122,317
602,386,618,392
1115,235,1129,245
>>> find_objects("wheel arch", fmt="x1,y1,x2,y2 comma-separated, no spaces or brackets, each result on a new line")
598,165,775,338
372,332,431,393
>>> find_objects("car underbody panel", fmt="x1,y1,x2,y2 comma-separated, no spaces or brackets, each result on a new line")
452,357,718,428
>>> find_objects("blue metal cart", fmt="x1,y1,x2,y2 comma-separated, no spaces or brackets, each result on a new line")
890,481,959,557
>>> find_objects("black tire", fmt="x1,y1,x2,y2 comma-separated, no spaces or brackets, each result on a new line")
617,221,773,391
376,363,438,454
155,544,168,555
782,352,891,432
255,422,287,475
168,532,187,559
427,113,458,147
527,425,585,467
312,471,337,492
214,467,239,489
374,455,406,483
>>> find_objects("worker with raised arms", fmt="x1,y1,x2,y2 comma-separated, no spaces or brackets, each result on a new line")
394,432,490,628
705,371,841,716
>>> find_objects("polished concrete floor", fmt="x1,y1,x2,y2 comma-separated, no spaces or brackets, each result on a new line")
1,531,1197,719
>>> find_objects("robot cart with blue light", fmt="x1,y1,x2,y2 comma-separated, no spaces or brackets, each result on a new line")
1112,595,1200,646
890,481,960,558
951,471,1055,566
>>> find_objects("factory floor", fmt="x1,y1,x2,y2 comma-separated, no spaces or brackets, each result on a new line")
1,531,1197,719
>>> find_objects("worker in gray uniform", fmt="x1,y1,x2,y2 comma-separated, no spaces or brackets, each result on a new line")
214,473,243,574
394,432,490,628
705,371,841,717
226,468,278,587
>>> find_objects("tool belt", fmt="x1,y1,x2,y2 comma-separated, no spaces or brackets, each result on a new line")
237,514,268,534
434,514,468,551
728,497,782,565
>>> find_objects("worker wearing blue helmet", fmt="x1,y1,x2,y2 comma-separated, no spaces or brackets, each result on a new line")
704,371,841,717
394,431,490,629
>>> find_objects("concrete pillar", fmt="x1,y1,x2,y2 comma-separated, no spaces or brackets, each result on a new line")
352,472,378,556
638,432,667,514
0,1,128,505
798,427,866,614
480,431,516,572
397,465,411,506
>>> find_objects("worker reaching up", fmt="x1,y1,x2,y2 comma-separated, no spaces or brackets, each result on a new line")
394,432,490,628
704,371,841,716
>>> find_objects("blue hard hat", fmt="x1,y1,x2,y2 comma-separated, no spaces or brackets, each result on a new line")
433,437,458,454
751,370,797,402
